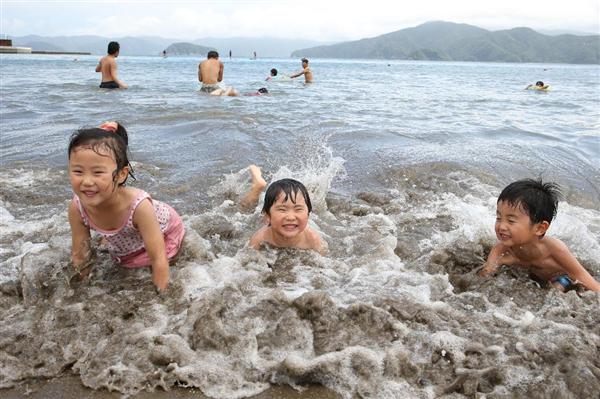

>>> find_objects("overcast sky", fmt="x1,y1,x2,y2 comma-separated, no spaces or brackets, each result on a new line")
2,0,599,41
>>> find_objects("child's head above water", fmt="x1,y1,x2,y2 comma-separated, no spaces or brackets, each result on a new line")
536,81,544,87
68,122,135,187
270,68,278,76
497,178,562,226
262,178,312,215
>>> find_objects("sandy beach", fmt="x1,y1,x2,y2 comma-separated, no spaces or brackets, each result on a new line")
2,376,341,399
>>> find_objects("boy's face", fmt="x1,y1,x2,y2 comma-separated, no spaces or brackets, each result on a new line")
495,200,548,247
266,191,309,240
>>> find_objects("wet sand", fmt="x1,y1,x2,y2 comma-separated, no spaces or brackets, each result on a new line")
2,376,341,399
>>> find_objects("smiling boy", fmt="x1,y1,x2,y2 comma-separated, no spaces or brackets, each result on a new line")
244,166,324,253
479,179,600,292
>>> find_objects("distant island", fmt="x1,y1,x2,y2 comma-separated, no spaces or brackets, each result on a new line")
164,42,214,56
291,21,600,64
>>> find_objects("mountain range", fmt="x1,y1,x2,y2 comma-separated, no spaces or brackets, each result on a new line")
9,21,599,63
292,21,600,64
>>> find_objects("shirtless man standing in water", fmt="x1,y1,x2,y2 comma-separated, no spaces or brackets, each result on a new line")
96,41,127,89
289,58,313,83
198,50,224,93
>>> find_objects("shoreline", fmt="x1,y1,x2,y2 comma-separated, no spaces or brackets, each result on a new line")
1,375,342,399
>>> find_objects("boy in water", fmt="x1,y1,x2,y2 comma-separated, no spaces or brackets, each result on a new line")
242,166,324,253
210,87,268,97
199,50,224,93
479,179,600,292
525,81,549,90
289,58,313,83
266,68,278,81
96,41,127,89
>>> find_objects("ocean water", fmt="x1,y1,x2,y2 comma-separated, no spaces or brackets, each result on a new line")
1,54,599,398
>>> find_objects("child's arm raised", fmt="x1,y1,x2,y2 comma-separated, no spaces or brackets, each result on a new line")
551,240,600,292
133,200,169,293
68,200,92,273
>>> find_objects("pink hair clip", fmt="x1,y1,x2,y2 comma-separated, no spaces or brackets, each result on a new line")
99,121,118,132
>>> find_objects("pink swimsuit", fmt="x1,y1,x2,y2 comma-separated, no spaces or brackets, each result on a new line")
73,190,185,268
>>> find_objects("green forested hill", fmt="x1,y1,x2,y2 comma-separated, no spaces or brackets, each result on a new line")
164,42,214,56
291,21,600,64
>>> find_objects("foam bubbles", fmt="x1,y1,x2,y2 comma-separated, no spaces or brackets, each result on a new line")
1,160,599,398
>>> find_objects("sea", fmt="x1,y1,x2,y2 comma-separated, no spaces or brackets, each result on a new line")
1,54,599,398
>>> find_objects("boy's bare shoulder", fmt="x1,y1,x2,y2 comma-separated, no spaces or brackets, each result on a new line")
543,236,569,251
249,226,270,249
304,227,325,253
543,236,579,264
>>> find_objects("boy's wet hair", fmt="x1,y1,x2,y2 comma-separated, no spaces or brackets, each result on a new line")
498,178,562,224
536,81,544,87
271,68,277,76
107,41,120,55
262,179,312,215
68,123,135,187
207,50,219,59
258,87,268,94
301,58,309,64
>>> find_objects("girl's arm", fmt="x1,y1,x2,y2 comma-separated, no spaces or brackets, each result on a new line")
133,199,169,292
68,200,92,272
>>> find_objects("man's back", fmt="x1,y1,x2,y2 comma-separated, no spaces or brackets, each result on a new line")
98,55,117,83
199,58,223,85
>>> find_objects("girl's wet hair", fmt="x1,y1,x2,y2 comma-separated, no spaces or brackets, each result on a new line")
262,178,312,215
68,122,135,186
498,178,562,224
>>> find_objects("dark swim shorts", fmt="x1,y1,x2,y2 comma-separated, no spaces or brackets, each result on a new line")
200,84,221,93
99,81,119,89
551,275,576,291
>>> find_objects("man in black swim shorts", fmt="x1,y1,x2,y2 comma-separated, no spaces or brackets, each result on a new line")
96,41,127,89
99,81,120,89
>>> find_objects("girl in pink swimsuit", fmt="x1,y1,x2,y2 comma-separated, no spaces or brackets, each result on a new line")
68,121,185,293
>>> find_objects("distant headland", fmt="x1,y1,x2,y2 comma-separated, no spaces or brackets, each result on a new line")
0,39,90,55
291,21,599,64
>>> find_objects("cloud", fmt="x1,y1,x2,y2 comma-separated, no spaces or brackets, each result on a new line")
2,0,598,39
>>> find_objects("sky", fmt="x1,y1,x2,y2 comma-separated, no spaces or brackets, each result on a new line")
2,0,599,41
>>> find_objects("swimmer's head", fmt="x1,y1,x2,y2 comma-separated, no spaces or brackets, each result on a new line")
262,179,312,216
536,81,544,87
301,58,309,66
207,50,219,59
258,87,268,94
107,41,120,55
68,122,135,187
270,68,278,76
